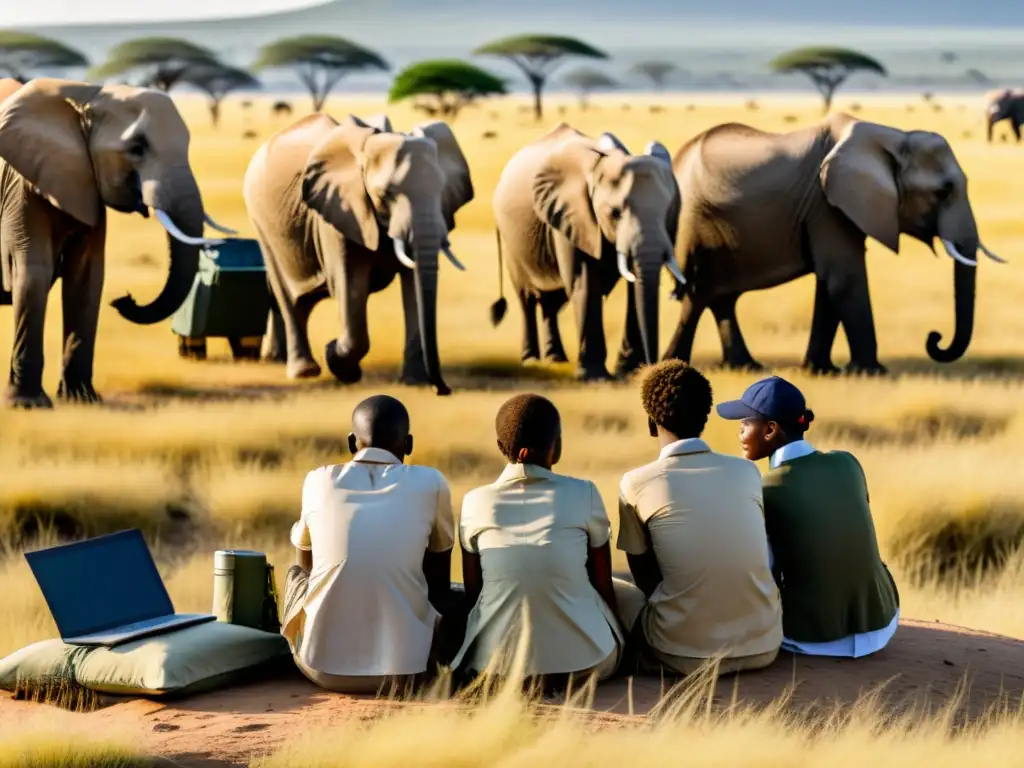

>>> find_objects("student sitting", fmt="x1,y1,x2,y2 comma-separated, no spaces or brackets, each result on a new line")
617,361,782,676
717,376,899,657
281,395,459,693
453,394,626,686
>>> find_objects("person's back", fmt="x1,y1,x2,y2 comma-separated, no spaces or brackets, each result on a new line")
281,395,456,692
454,394,623,682
622,450,780,660
618,361,781,676
763,450,898,645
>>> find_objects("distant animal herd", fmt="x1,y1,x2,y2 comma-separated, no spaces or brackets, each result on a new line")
0,77,1014,407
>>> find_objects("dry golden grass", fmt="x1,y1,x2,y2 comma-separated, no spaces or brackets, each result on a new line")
0,708,143,767
1,91,1024,659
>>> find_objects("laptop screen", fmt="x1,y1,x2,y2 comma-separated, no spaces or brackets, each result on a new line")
25,529,175,639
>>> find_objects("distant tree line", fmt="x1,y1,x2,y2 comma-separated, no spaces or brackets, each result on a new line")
6,30,992,125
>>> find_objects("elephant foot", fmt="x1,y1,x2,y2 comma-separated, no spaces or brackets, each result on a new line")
521,353,542,366
57,379,102,405
398,370,452,397
614,355,645,379
845,361,889,377
287,358,322,380
803,359,841,377
546,351,570,364
4,385,53,410
325,342,362,385
722,358,764,373
576,365,613,383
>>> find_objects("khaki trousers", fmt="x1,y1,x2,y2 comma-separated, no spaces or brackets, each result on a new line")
293,655,416,695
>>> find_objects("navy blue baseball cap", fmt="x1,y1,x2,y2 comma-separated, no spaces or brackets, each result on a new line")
716,376,807,423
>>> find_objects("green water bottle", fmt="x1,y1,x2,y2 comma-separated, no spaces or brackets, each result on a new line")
213,550,276,630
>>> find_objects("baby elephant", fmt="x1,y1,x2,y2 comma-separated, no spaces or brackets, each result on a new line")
491,125,682,380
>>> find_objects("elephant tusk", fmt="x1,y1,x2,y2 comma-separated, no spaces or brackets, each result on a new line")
664,255,687,286
940,239,978,267
980,242,1008,264
442,241,466,271
617,251,637,283
155,209,224,247
203,213,238,235
392,238,416,269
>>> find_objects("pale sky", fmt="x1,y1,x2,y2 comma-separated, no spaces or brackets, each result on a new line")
3,0,331,26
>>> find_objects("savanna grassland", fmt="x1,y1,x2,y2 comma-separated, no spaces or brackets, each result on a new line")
1,90,1024,765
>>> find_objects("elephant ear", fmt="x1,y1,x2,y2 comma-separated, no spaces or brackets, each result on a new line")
532,141,603,259
646,140,680,244
302,114,380,251
413,121,473,231
819,121,903,254
0,78,102,227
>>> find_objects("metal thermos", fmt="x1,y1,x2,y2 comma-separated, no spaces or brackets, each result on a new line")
213,549,271,629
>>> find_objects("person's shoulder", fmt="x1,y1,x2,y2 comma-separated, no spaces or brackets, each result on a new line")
304,465,335,485
405,463,451,487
621,460,660,490
708,451,762,478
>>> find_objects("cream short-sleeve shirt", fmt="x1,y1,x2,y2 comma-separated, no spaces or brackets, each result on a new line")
452,463,620,676
287,447,454,676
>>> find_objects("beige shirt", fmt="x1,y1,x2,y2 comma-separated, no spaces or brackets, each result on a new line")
285,448,454,676
618,438,782,660
453,464,621,676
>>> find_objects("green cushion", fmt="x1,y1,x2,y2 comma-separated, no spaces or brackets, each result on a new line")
0,621,290,697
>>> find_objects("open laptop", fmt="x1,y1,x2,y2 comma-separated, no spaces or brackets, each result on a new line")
25,529,215,647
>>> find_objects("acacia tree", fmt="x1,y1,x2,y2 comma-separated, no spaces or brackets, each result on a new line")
89,38,220,91
562,68,617,110
769,47,887,113
0,31,88,82
253,36,388,112
473,34,607,121
180,63,261,127
629,60,680,92
389,59,505,120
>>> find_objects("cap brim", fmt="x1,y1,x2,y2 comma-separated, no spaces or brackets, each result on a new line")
715,400,762,420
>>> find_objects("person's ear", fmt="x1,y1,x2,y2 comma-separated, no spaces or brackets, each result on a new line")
347,433,358,454
405,434,414,456
648,417,658,438
764,421,782,442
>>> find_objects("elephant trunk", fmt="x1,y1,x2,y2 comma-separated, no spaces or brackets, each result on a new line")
111,168,206,325
633,259,662,366
927,243,977,363
413,244,449,396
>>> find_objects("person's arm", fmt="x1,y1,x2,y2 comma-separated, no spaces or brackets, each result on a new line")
424,473,456,613
291,471,316,572
616,478,662,598
462,550,482,605
587,540,618,616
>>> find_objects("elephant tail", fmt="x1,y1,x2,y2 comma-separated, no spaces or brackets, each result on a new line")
490,228,508,326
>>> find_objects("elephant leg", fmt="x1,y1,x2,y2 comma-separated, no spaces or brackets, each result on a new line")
325,259,372,385
261,236,318,378
570,255,611,381
6,244,54,409
519,290,541,363
261,299,287,364
825,267,885,375
57,226,104,404
662,292,706,364
802,277,841,375
709,294,761,371
539,290,568,363
615,281,646,378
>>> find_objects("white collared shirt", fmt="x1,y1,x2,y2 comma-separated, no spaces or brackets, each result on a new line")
284,448,454,676
769,440,899,658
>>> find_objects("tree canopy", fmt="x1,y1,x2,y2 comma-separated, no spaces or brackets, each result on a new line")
89,38,220,91
629,60,680,91
389,59,505,119
769,47,887,113
0,31,88,82
561,67,618,109
253,36,388,112
180,63,261,126
473,34,607,120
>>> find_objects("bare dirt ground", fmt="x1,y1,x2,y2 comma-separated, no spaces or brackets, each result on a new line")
3,620,1024,767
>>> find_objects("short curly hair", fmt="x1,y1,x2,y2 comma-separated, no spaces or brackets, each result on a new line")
495,393,561,462
640,360,713,438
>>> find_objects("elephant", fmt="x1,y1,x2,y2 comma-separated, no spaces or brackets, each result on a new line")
0,77,228,408
665,113,1006,374
243,113,472,395
985,88,1024,143
490,124,683,380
